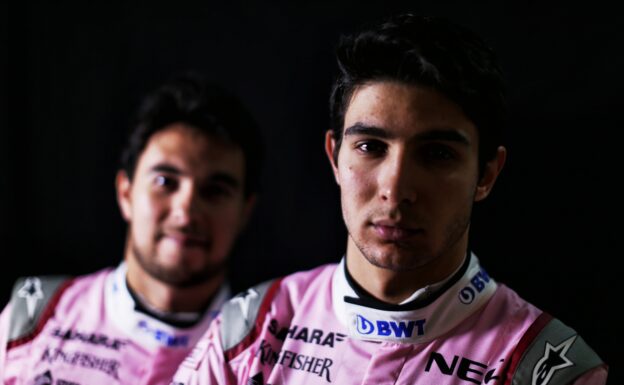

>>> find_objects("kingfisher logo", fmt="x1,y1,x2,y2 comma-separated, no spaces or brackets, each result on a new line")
355,315,425,339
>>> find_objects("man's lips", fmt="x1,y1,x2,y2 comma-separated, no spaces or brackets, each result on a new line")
160,233,210,247
371,221,422,241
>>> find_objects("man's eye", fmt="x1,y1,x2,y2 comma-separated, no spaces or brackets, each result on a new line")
154,175,178,190
423,144,457,162
355,140,387,155
202,184,233,199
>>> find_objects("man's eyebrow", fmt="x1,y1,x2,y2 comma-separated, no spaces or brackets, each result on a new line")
344,122,470,145
150,163,182,175
344,123,471,145
344,123,393,139
416,129,471,145
210,173,240,188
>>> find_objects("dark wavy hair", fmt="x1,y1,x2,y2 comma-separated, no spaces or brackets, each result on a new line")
329,14,506,174
120,72,263,197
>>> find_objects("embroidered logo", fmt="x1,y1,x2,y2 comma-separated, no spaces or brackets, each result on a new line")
354,314,426,339
458,268,491,305
136,320,190,347
532,335,576,385
231,288,259,319
18,277,44,320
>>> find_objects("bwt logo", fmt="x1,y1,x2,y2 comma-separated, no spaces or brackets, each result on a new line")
137,320,189,347
459,268,491,305
355,315,425,338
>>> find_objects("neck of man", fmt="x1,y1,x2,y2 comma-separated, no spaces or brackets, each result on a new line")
124,253,225,314
345,236,468,304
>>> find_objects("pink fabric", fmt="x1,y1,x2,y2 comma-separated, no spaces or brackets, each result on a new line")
173,257,606,385
1,265,227,385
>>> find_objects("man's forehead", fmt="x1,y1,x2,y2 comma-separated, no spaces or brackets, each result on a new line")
138,124,245,177
344,82,477,141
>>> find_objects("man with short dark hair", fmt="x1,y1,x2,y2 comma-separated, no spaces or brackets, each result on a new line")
172,14,607,385
0,73,262,385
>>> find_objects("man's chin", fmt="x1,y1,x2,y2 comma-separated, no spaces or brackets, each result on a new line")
150,265,226,288
361,243,435,271
136,250,226,288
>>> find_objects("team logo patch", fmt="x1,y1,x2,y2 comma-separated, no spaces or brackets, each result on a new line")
532,335,576,385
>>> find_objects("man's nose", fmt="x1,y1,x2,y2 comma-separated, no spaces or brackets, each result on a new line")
170,183,201,225
377,151,418,206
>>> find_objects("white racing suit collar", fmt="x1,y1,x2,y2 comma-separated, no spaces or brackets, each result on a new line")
105,262,230,350
332,252,497,344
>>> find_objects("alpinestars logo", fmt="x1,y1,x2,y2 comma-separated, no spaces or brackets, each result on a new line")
18,277,44,320
231,288,259,319
532,335,576,385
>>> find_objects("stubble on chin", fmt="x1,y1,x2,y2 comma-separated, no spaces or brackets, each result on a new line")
346,197,474,272
131,244,226,288
353,236,431,272
350,217,470,272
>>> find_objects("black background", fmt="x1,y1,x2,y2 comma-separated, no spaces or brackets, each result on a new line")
2,1,620,381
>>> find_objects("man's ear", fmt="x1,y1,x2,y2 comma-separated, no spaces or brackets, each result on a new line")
475,146,507,202
324,130,340,185
116,170,133,222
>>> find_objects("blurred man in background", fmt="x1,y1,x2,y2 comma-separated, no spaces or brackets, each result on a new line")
0,72,262,385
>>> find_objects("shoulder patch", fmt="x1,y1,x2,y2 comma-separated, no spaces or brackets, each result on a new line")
221,278,282,360
8,275,72,348
510,316,604,385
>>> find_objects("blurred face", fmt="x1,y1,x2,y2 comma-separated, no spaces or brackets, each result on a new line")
326,81,503,272
117,123,253,287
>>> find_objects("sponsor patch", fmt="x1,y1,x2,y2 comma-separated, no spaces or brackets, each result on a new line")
458,268,491,305
40,347,120,380
51,328,127,350
532,335,576,385
255,339,333,382
425,352,503,384
136,319,190,347
18,277,44,320
354,314,425,340
267,320,346,348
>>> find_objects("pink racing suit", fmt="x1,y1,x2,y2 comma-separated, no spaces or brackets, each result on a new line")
172,253,607,385
0,263,229,385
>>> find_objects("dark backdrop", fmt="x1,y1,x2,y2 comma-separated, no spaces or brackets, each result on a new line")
3,1,620,380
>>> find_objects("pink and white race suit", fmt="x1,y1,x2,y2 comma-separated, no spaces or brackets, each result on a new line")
0,263,229,385
172,253,607,385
